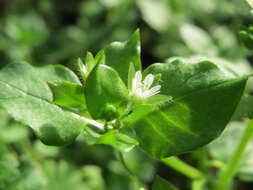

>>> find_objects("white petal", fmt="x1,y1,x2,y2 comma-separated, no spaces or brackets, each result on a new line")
132,77,137,91
132,70,142,92
143,74,154,90
142,85,161,98
134,87,143,98
135,71,142,84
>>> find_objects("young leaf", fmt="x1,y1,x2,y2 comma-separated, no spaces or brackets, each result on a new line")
240,26,253,50
104,30,141,84
94,50,106,65
77,51,105,81
48,81,86,109
0,62,87,145
85,51,96,73
77,57,87,80
152,176,177,190
124,58,249,158
85,64,129,120
128,62,136,90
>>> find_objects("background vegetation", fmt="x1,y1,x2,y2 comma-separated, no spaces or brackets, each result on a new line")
0,0,253,189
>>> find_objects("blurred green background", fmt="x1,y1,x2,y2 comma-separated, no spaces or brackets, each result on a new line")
1,0,253,189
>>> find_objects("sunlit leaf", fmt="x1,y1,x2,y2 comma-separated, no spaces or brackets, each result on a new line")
85,64,129,120
124,58,248,158
48,81,86,109
104,30,141,84
0,62,87,145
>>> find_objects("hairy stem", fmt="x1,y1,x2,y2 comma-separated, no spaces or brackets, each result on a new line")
215,119,253,190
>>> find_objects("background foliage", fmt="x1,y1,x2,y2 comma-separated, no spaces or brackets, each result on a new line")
0,0,253,189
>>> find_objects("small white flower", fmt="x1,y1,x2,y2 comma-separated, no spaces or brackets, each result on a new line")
131,70,161,99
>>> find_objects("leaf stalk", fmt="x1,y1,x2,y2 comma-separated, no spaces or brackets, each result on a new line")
162,157,204,180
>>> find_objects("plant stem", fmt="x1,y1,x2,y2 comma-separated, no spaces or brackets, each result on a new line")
80,116,104,130
192,178,206,190
119,101,133,120
205,160,225,170
118,151,147,190
215,119,253,190
162,157,204,180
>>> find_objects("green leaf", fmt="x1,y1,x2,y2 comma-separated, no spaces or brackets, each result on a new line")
3,157,106,190
128,62,136,90
0,140,19,185
240,26,253,50
124,58,248,158
104,30,141,84
85,52,96,73
77,51,105,82
0,109,10,127
85,64,129,120
0,122,28,143
82,165,106,190
232,94,253,120
205,57,253,76
83,129,138,152
137,0,171,32
94,50,106,65
34,140,59,157
208,121,253,182
0,62,87,145
77,57,87,80
5,12,48,47
41,161,93,190
48,81,86,109
152,176,177,190
180,24,218,56
9,160,104,190
0,111,29,144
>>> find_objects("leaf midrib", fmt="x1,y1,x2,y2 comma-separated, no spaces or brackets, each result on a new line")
0,79,87,122
0,79,51,103
174,75,248,102
128,75,248,133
